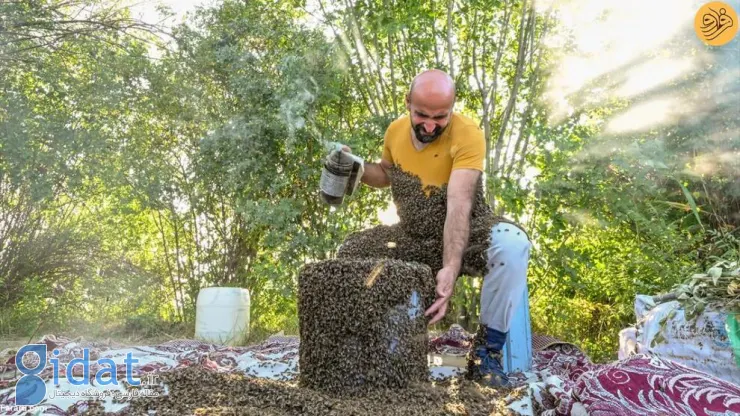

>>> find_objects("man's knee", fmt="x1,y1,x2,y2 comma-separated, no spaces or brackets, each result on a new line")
488,222,530,264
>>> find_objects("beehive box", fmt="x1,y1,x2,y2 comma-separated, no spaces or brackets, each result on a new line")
298,258,436,395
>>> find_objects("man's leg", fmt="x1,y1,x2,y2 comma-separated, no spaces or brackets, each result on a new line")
473,221,531,387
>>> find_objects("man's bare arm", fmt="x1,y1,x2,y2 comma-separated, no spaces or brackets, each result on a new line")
425,168,480,324
361,159,392,188
443,169,480,273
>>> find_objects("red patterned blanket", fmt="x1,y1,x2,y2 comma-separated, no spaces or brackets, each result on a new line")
1,331,738,415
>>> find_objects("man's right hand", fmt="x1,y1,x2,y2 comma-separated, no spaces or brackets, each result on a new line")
328,143,351,157
328,143,390,189
326,144,355,171
326,144,353,167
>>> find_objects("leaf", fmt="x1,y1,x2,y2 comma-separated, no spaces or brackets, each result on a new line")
707,267,722,285
676,180,704,231
658,201,692,211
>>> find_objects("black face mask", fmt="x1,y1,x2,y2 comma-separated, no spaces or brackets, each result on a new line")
412,122,447,144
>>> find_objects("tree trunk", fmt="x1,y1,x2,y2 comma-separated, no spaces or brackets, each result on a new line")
492,2,533,179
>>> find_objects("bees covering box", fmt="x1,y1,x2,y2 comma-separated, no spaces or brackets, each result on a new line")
298,258,436,395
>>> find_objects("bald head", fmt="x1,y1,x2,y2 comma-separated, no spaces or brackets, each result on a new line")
407,69,456,107
406,70,456,144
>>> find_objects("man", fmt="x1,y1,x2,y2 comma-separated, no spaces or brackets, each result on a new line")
338,69,531,387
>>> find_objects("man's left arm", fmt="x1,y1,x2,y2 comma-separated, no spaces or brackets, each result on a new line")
425,168,480,325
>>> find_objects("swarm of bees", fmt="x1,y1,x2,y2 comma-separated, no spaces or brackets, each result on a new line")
78,366,515,416
389,166,497,241
298,258,436,395
338,167,519,278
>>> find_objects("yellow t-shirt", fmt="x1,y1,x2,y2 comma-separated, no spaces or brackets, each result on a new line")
381,113,485,188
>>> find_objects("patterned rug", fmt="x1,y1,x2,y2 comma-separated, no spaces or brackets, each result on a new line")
1,329,739,415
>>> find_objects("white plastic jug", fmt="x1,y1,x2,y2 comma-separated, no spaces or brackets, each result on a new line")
195,287,250,346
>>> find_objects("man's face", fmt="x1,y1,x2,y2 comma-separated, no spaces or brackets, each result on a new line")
407,98,452,144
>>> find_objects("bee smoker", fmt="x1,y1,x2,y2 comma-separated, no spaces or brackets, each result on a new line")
319,146,364,206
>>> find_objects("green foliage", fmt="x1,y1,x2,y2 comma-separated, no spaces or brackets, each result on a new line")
673,230,740,320
487,9,739,360
0,0,389,338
